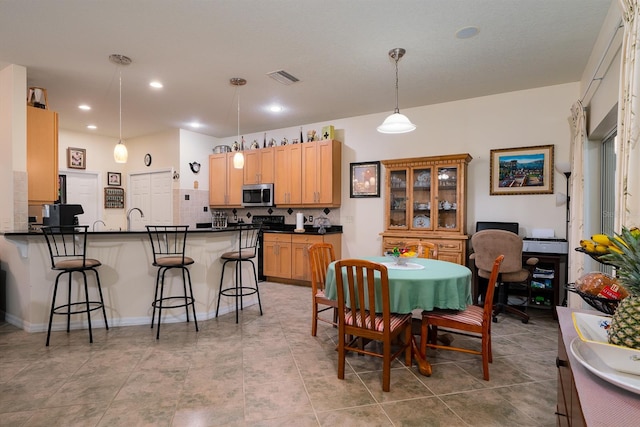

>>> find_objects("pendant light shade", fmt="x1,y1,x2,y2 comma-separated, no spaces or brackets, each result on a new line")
377,48,416,134
109,54,132,163
231,77,246,169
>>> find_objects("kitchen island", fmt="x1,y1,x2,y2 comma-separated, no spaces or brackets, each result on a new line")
0,227,259,333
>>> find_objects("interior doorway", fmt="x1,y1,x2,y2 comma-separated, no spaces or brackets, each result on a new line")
62,170,100,227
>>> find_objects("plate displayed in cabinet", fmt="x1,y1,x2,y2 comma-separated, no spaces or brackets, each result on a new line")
413,215,430,228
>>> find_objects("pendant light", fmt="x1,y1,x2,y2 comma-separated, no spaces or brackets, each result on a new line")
377,48,416,134
231,77,246,169
109,54,132,163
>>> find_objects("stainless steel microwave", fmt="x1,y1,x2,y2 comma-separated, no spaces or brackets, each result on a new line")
242,183,275,207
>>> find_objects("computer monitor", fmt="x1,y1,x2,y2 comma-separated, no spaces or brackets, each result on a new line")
475,221,519,235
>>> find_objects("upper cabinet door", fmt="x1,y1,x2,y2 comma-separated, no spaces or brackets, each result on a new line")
27,106,59,204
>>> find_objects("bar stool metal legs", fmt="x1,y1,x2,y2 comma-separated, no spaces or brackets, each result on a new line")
42,225,108,346
215,224,262,323
146,225,198,339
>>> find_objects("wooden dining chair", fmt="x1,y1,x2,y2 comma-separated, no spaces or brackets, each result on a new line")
421,254,504,381
308,242,338,336
335,259,413,392
404,240,438,259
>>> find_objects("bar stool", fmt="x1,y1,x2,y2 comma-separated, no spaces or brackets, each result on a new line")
42,225,108,346
146,225,198,339
216,224,262,323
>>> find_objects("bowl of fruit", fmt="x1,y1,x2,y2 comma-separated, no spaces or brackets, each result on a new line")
385,247,418,265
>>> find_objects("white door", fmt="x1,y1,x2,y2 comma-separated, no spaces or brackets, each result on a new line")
64,171,100,227
129,170,172,229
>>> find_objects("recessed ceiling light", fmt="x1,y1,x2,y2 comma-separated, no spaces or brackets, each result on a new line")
456,26,479,39
149,81,163,89
78,104,91,110
269,105,283,113
87,125,97,130
188,121,201,128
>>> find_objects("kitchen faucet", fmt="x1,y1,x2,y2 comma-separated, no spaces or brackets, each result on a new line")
92,220,106,232
126,208,144,231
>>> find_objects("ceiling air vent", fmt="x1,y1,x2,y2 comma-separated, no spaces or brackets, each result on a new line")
267,70,300,85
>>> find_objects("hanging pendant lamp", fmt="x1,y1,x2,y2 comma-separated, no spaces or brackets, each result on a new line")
231,77,246,169
110,54,132,163
377,48,416,134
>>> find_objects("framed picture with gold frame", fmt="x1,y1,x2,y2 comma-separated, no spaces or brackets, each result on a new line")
490,145,554,195
67,147,86,169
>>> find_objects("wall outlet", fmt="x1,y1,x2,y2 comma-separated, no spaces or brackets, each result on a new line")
185,194,190,201
203,206,208,212
308,215,313,223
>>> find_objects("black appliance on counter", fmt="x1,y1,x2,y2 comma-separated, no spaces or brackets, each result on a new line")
42,204,84,226
252,215,286,281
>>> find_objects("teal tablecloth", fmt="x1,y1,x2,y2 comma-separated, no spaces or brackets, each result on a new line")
325,256,472,313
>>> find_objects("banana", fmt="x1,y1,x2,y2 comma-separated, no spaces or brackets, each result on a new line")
580,239,591,249
612,236,629,249
630,227,640,238
591,234,612,246
594,244,609,254
582,241,596,254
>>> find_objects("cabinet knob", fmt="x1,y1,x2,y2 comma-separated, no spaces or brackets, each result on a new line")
556,356,568,368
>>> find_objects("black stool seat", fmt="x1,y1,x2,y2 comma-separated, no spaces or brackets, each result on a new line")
216,224,262,323
146,225,198,339
42,225,109,346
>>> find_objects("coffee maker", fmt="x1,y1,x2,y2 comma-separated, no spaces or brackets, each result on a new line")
42,204,84,226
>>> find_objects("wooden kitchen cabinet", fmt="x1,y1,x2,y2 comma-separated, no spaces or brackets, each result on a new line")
274,144,302,205
380,153,472,265
209,153,243,207
27,106,59,205
264,232,342,284
244,147,274,184
301,140,341,206
263,233,292,279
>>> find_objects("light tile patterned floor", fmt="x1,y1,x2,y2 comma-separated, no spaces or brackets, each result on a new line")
0,281,558,426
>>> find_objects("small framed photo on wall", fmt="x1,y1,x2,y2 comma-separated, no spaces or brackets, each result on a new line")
107,172,121,186
350,161,381,198
67,147,86,169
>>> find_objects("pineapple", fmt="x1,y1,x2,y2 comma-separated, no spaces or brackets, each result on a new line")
601,227,640,349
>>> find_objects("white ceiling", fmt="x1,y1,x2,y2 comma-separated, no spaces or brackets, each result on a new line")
0,0,612,140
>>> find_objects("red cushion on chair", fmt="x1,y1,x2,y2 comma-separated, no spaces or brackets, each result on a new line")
426,304,484,326
345,311,412,332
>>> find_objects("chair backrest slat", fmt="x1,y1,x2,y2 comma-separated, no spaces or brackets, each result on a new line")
308,243,336,294
335,259,390,334
42,225,89,268
145,225,190,263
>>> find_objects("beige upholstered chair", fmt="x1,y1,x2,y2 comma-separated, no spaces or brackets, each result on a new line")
308,242,338,336
421,255,504,381
334,259,412,392
470,229,538,323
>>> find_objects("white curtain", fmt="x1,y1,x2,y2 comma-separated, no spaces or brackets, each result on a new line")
617,0,640,229
568,100,587,306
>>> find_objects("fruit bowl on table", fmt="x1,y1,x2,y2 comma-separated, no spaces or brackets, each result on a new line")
574,247,617,266
384,250,418,266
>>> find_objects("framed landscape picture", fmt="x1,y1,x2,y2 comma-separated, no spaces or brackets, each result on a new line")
490,145,554,195
67,147,86,169
350,161,381,198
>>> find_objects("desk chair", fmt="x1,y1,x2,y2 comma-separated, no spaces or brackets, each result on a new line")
471,229,538,323
308,242,338,336
334,259,412,392
146,225,198,339
422,255,504,381
216,224,262,323
42,225,108,346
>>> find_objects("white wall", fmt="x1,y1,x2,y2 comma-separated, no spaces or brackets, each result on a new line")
218,83,578,258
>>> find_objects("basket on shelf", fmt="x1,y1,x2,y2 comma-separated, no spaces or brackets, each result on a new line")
566,283,620,315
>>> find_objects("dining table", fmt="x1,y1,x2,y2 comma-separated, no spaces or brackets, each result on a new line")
324,256,473,375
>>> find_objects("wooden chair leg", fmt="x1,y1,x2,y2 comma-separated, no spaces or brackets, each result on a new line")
311,301,318,336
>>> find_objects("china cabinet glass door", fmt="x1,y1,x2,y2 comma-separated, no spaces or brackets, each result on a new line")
436,166,458,230
388,169,408,229
411,167,432,229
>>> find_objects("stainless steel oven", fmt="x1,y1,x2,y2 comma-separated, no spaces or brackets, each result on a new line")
242,183,274,207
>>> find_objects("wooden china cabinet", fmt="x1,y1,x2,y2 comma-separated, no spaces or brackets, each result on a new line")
380,153,472,265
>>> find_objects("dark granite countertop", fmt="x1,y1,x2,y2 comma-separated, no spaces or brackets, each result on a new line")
1,226,251,237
